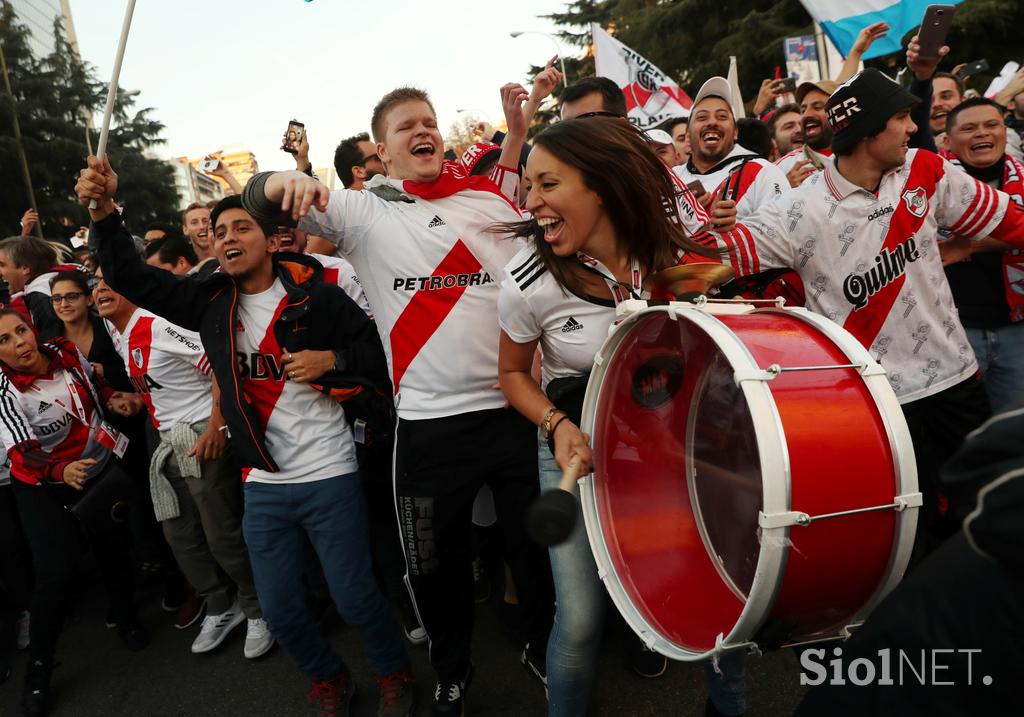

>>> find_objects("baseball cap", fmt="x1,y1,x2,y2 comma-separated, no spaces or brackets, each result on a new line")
796,80,839,106
644,129,674,146
460,141,502,176
826,69,919,154
693,77,734,111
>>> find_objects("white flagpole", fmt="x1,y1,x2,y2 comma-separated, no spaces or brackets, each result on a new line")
90,0,137,209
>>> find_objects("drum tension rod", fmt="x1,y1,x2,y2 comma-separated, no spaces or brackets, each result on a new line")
759,492,923,529
735,362,886,385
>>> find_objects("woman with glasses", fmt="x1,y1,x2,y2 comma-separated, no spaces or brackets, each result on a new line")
0,308,147,717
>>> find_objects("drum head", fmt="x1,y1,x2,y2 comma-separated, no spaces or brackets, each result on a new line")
590,310,762,655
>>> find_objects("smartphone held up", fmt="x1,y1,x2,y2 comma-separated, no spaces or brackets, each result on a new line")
916,4,957,62
282,120,305,154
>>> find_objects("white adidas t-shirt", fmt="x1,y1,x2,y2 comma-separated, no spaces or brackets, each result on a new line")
235,278,358,483
119,309,212,430
498,246,618,388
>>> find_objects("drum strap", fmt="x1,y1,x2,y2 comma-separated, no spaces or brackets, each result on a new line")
575,252,643,305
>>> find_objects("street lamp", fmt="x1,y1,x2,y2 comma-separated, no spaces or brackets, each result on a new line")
510,31,568,87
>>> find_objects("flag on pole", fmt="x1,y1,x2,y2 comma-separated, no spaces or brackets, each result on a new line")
727,57,746,119
591,23,692,129
797,0,964,60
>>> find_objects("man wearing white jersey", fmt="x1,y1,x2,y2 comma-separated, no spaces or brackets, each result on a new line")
94,270,270,660
707,69,1024,557
245,84,556,715
675,77,789,218
76,163,414,716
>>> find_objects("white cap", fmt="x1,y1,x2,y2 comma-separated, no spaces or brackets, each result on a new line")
644,129,674,146
692,76,734,112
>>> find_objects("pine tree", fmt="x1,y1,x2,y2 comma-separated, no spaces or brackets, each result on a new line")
0,2,178,240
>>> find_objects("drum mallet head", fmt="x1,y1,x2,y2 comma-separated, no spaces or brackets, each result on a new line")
525,455,582,546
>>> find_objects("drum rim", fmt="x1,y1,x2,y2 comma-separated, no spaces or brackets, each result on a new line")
756,306,919,633
579,302,792,661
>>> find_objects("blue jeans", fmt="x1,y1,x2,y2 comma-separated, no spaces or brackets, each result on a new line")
540,444,607,717
242,475,407,681
540,444,746,716
966,324,1024,414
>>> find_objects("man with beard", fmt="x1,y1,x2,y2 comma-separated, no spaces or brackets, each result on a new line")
929,72,964,150
776,80,838,187
939,97,1024,413
768,102,804,159
674,77,788,218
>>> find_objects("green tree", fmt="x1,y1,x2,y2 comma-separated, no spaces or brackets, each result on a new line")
0,2,178,240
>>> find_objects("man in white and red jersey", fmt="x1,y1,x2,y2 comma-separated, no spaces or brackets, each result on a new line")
93,270,270,660
77,162,414,715
246,83,555,715
674,77,789,218
708,69,1024,558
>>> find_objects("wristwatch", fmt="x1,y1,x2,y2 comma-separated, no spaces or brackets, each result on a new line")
540,407,562,439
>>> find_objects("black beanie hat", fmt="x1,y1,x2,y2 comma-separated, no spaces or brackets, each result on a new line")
826,69,920,154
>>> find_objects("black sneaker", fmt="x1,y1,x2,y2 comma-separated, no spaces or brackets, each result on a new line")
20,659,53,717
631,644,667,678
116,615,150,652
431,664,474,716
520,643,548,698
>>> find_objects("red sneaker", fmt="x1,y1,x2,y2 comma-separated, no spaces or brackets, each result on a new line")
308,671,355,717
375,670,415,716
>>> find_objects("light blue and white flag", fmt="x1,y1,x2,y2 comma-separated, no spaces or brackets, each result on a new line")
798,0,964,60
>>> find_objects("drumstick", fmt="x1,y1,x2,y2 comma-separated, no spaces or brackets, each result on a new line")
525,454,583,547
89,0,138,210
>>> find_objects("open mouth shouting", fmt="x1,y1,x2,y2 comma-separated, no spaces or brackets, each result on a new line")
412,141,437,159
223,248,244,264
94,292,116,315
802,116,823,138
700,128,724,151
536,216,565,245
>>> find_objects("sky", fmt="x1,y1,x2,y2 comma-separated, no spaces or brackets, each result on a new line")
67,0,569,174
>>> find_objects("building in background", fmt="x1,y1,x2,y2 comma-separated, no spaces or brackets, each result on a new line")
314,166,336,190
9,0,78,59
186,147,259,193
168,158,223,211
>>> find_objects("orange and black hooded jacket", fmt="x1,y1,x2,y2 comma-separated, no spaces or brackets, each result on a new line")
88,210,391,474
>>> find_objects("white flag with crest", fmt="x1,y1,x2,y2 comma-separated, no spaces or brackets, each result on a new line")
591,23,692,129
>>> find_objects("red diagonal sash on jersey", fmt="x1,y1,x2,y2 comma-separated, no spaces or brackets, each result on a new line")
389,239,482,394
242,296,290,440
842,154,942,348
128,315,158,427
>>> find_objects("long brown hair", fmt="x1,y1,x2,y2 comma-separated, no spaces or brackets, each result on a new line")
493,117,718,295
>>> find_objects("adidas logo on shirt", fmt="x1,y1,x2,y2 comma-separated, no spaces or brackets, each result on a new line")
427,215,446,228
561,316,584,333
38,401,52,413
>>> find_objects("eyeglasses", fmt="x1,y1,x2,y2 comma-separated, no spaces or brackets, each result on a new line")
51,292,85,304
358,153,379,165
574,111,621,120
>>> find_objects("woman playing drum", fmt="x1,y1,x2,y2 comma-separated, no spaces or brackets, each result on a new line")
496,117,742,717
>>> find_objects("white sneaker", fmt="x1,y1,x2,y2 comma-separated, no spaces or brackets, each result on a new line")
190,602,245,654
16,610,30,650
405,624,428,645
243,618,274,659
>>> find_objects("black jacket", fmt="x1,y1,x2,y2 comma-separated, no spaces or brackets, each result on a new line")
90,210,392,473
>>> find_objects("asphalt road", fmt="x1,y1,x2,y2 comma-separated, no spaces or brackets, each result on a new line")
1,575,807,716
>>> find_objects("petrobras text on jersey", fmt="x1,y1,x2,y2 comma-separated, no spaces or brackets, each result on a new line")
392,272,494,292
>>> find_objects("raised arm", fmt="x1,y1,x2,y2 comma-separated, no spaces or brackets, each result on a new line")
75,155,210,331
835,23,888,84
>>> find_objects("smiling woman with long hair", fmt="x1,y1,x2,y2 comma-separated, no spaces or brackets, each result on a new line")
496,117,742,717
0,309,146,716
